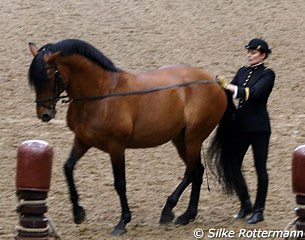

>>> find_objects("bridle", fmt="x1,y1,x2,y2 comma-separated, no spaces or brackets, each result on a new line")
35,62,68,109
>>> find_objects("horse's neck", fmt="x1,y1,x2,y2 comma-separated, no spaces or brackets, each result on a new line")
60,56,118,98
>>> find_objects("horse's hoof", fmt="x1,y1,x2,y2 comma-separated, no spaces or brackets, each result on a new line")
73,206,86,224
159,212,175,224
111,228,127,236
174,213,195,225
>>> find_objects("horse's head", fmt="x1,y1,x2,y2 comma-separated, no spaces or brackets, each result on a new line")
28,43,65,122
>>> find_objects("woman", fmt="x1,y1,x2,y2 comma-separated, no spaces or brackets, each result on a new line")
218,38,275,224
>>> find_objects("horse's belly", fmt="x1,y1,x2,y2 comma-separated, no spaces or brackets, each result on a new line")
126,135,176,148
127,121,183,148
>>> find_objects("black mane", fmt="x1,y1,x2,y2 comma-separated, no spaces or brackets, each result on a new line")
29,39,118,90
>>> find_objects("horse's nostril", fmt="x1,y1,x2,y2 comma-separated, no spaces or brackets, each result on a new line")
41,113,52,122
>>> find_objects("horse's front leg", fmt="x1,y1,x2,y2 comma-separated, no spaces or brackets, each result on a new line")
64,138,90,224
110,149,131,236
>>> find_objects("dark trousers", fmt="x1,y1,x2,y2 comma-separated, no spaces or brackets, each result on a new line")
235,131,270,210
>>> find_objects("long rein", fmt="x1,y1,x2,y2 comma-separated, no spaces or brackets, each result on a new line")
35,65,218,104
68,79,217,103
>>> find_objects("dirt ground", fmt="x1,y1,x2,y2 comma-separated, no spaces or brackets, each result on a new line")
1,0,305,239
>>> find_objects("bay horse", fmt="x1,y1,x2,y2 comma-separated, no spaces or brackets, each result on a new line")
28,39,237,235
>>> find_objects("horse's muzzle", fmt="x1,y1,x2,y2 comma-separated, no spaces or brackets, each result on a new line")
37,108,56,122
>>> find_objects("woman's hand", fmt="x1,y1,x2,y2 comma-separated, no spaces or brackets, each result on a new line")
216,75,229,89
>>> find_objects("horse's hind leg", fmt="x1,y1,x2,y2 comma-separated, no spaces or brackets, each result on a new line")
175,155,204,225
160,131,205,225
160,169,193,224
160,132,192,224
64,138,90,224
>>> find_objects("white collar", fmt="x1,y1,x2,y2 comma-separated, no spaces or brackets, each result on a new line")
250,62,264,68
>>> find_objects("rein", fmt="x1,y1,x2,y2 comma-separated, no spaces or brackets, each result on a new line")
69,79,217,103
35,64,217,104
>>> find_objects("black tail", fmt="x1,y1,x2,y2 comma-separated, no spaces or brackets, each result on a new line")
207,90,242,194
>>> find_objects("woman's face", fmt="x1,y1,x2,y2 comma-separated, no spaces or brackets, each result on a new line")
247,49,266,65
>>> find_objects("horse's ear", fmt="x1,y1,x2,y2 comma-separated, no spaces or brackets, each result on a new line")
44,51,61,63
29,42,39,56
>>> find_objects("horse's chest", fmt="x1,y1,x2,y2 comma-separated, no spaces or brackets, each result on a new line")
67,107,131,149
67,109,101,140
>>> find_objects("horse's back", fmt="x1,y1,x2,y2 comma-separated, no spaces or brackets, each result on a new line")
137,64,226,119
138,64,213,84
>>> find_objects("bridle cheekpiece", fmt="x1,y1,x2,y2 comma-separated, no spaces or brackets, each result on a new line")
35,50,68,108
